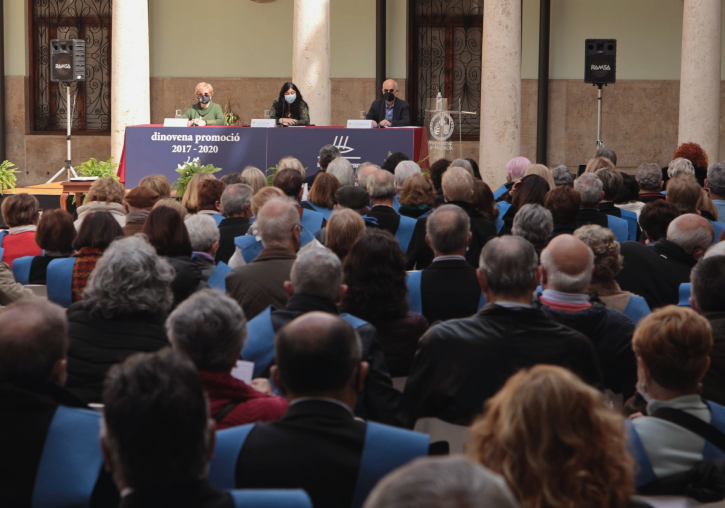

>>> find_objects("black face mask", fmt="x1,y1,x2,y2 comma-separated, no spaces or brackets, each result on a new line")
384,92,395,102
199,95,211,104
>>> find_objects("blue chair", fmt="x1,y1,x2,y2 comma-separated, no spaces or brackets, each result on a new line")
46,258,78,308
12,255,34,285
678,283,691,307
619,209,639,241
229,490,312,508
711,221,725,244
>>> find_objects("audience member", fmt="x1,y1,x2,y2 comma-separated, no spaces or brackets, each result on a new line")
226,198,300,319
398,236,601,427
381,151,409,174
195,179,226,220
584,156,615,174
596,167,624,217
306,172,340,218
241,166,267,193
71,211,125,303
363,456,520,508
327,156,355,187
122,186,159,236
75,178,126,229
1,193,41,267
216,183,253,264
277,156,306,179
274,168,324,233
511,204,552,255
471,180,500,223
493,156,530,200
616,214,712,309
636,163,665,203
667,157,696,181
167,290,287,428
499,174,549,235
706,162,725,220
341,230,428,377
429,158,451,192
220,172,248,186
138,174,171,199
450,158,474,177
551,164,573,187
314,186,373,244
398,173,436,219
615,173,644,217
356,162,380,190
305,144,340,186
574,172,629,240
366,169,419,254
325,209,365,260
672,142,708,186
470,365,634,508
154,196,188,218
466,158,481,179
181,172,215,213
667,175,723,238
223,312,428,508
394,160,421,189
596,145,618,166
27,209,75,284
638,200,680,244
544,185,581,241
536,234,636,397
697,185,720,222
523,164,555,190
185,214,219,282
66,236,173,403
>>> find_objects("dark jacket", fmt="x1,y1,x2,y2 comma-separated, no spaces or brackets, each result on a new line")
545,223,579,246
0,379,118,507
28,254,67,284
370,311,429,378
398,204,433,219
406,201,497,270
420,258,481,324
497,203,517,236
398,304,603,427
534,297,637,397
365,98,410,126
615,239,696,310
191,254,215,282
216,217,251,264
267,294,401,425
66,302,169,403
367,204,407,236
638,193,666,203
703,312,725,407
599,201,622,217
164,256,207,308
577,207,610,228
119,480,233,508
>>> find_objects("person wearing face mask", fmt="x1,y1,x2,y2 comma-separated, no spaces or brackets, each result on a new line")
365,79,410,127
183,82,226,126
271,82,310,126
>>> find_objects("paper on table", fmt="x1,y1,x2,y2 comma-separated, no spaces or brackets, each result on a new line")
231,360,255,384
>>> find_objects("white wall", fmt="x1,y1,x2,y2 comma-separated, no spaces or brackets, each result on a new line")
4,0,27,76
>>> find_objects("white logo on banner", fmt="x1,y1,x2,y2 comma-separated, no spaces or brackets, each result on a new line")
333,136,361,160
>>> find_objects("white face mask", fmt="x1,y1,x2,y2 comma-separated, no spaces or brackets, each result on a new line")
285,94,296,104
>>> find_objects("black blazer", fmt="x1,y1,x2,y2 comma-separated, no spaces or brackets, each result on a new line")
216,217,250,265
365,98,410,126
421,259,482,324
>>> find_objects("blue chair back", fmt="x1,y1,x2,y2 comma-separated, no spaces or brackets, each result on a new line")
12,255,34,285
678,283,691,307
229,490,312,508
46,258,77,308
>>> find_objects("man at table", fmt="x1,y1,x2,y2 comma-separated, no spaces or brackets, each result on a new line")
366,79,410,128
183,82,226,126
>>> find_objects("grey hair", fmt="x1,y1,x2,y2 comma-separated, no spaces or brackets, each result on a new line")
220,183,253,217
426,204,470,255
442,166,474,202
363,456,520,508
540,243,594,293
707,162,725,197
394,161,421,187
705,241,725,259
668,157,695,179
185,214,220,252
512,204,553,246
574,173,603,207
356,163,380,189
367,169,396,199
167,289,247,372
595,146,617,166
552,165,573,187
636,163,663,192
290,248,343,301
82,236,174,319
479,236,538,298
256,198,300,248
667,214,714,255
450,158,474,177
327,157,355,187
319,144,341,171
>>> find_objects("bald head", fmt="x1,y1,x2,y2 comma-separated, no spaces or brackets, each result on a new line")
368,169,396,200
426,204,470,255
383,79,398,92
356,163,380,190
667,213,714,257
540,235,594,294
256,198,300,249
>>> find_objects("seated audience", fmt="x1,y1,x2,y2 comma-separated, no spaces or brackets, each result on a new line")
241,166,267,193
394,160,422,190
226,198,300,320
471,179,500,223
305,144,340,186
363,456,520,508
168,290,287,428
356,162,380,190
341,230,428,377
535,234,636,397
596,145,618,166
551,164,573,187
410,205,482,324
584,156,615,174
499,174,550,235
668,156,696,181
185,214,219,282
616,214,712,309
398,173,436,219
1,193,41,267
181,172,216,213
429,158,451,193
0,262,33,304
636,163,666,203
596,167,624,217
381,151,410,174
27,209,76,284
216,183,253,264
138,174,171,199
0,299,117,507
195,179,227,221
470,365,634,508
314,186,373,244
71,211,125,303
707,162,725,220
615,173,644,217
305,172,340,218
277,156,306,179
466,158,482,180
523,163,555,190
697,185,720,222
511,204,552,255
628,306,725,492
325,209,365,261
75,178,126,229
544,185,581,242
574,172,629,240
398,236,601,427
122,186,159,236
220,172,248,186
221,312,428,508
66,236,173,403
492,156,530,200
143,206,205,307
326,156,355,187
274,168,324,233
450,158,475,177
366,169,420,255
154,196,188,219
638,200,680,244
672,142,708,186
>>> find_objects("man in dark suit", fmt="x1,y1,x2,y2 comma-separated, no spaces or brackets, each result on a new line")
216,183,253,264
304,144,341,187
366,169,420,254
365,79,410,127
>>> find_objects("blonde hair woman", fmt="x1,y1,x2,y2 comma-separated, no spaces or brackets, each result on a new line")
181,172,216,213
524,164,555,190
398,173,436,219
251,186,285,217
182,82,225,126
585,156,615,174
241,166,267,194
154,197,188,219
278,157,306,179
75,177,127,229
326,209,366,261
470,365,634,508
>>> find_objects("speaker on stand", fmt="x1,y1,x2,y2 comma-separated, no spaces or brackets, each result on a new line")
47,39,86,184
584,39,616,148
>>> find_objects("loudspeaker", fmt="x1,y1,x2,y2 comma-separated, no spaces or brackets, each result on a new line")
585,39,616,85
50,39,86,82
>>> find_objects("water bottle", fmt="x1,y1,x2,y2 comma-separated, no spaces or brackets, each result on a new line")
436,92,443,111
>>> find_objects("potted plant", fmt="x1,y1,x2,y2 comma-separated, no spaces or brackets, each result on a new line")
0,160,20,192
172,157,222,198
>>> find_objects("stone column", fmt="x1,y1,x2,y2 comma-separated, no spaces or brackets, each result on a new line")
110,0,150,167
480,0,522,186
678,0,721,162
293,0,331,126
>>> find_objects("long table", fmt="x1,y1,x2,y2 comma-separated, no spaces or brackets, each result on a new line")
118,125,429,187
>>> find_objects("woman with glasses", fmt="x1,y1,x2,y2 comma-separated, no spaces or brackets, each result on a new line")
182,82,226,126
271,82,310,126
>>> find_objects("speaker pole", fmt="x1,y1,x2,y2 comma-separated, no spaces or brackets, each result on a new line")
46,83,77,183
596,84,603,148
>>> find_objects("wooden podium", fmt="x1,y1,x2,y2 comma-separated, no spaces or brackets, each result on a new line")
60,180,93,211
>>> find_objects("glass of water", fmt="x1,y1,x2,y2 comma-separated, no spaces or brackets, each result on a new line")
360,111,366,120
175,109,182,119
264,110,271,119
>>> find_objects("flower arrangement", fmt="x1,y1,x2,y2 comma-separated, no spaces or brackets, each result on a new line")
172,157,221,198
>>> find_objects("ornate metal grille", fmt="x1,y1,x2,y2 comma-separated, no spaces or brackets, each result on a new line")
408,0,482,140
30,0,112,132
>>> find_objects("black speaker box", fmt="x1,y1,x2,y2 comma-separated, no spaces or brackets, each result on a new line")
585,39,616,85
50,39,86,82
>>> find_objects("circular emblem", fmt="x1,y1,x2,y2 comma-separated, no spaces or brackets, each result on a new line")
429,112,455,141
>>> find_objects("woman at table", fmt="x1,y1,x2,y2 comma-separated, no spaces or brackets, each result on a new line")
271,82,310,126
183,82,226,126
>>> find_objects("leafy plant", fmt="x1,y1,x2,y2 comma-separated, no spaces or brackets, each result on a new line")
223,98,242,126
0,160,20,191
265,165,278,187
172,157,222,198
77,157,120,180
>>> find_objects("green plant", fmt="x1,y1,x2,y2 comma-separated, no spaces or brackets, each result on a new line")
0,160,20,191
223,98,242,126
77,157,120,180
265,165,279,186
172,157,222,198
